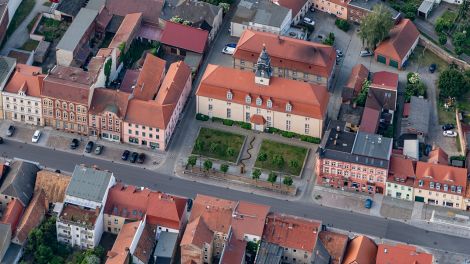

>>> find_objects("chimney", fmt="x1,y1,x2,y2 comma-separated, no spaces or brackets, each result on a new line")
336,126,341,132
384,248,388,253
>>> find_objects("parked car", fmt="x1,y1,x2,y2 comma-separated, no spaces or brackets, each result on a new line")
31,130,41,143
310,6,315,12
222,44,236,55
429,63,437,73
70,138,79,149
6,125,15,137
130,152,139,163
303,17,315,26
443,130,457,137
186,198,193,212
94,145,104,155
360,49,373,57
137,153,146,164
364,198,373,209
0,137,3,144
85,141,94,153
336,49,343,57
442,124,454,131
121,150,130,160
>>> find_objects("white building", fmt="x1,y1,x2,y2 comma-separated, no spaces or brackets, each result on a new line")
56,165,116,249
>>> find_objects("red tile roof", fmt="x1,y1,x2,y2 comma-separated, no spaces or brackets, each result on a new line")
1,199,24,234
154,61,192,106
376,244,433,264
196,64,329,119
105,0,163,25
4,64,45,97
250,114,266,125
220,235,247,264
180,216,213,248
427,147,448,165
13,189,47,245
89,88,131,118
146,192,187,229
414,162,468,194
133,54,166,101
104,183,151,220
318,231,349,264
109,13,142,50
234,30,336,78
133,223,156,264
231,201,270,240
343,64,369,101
388,155,416,187
343,235,377,264
160,21,209,54
272,0,308,16
262,213,321,252
189,194,237,234
106,221,140,264
34,170,70,204
370,71,399,91
359,107,380,133
375,19,420,62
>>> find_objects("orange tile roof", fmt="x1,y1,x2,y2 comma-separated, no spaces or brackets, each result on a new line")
146,192,187,229
344,64,369,99
318,231,349,264
106,221,140,264
427,147,448,165
34,170,71,204
234,30,336,78
89,88,131,118
154,61,191,106
14,189,47,245
160,21,209,54
403,103,411,117
250,114,266,125
342,235,377,264
189,194,237,234
180,216,214,248
4,64,45,97
133,54,166,101
262,213,321,252
104,183,151,220
272,0,308,15
375,19,420,61
220,235,247,264
370,71,399,91
376,244,433,264
109,13,142,50
231,201,270,240
389,155,416,179
1,199,24,234
359,106,380,134
196,64,329,119
414,162,467,194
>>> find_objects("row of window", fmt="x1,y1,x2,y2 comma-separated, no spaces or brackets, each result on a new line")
323,160,386,175
53,110,87,123
127,123,159,132
128,129,160,139
43,99,86,113
417,180,462,193
226,92,293,112
4,97,39,106
5,104,39,114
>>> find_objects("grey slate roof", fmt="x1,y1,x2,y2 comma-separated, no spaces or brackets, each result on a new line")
0,223,10,261
57,8,98,52
153,231,178,261
56,0,88,17
352,132,393,161
233,0,290,28
401,96,430,135
1,243,21,264
86,0,106,10
0,56,16,88
66,165,113,203
161,0,221,27
255,241,283,264
0,160,39,207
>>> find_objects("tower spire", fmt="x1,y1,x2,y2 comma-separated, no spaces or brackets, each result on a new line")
254,43,272,86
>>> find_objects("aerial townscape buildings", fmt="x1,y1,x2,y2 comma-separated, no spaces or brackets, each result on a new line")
0,0,469,262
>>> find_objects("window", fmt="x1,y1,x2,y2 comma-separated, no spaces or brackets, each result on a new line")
444,184,448,191
208,104,213,111
226,108,231,118
267,99,272,108
69,103,74,111
305,123,310,134
430,182,434,189
128,129,132,134
451,185,456,192
457,186,462,193
286,120,291,131
256,97,262,106
62,102,67,109
418,180,424,187
436,183,441,190
245,95,251,104
245,112,250,122
227,91,233,100
142,132,146,137
266,116,271,127
286,102,292,112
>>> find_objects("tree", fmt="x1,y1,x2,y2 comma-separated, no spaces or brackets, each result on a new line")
271,154,284,169
335,19,350,31
323,32,335,46
170,16,191,25
438,68,469,99
283,176,294,186
220,164,229,175
219,2,230,13
289,160,299,170
359,4,393,49
252,169,261,182
203,160,213,172
104,58,112,86
226,147,235,157
257,152,268,162
194,139,205,153
354,80,370,106
187,155,197,169
267,172,278,186
209,142,219,153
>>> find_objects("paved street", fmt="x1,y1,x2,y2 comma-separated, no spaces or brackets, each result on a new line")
1,139,470,254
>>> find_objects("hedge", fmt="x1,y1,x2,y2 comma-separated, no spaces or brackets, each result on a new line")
196,113,210,121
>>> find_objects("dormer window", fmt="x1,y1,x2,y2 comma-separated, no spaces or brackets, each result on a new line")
267,99,272,108
451,185,456,192
245,95,251,104
418,180,423,187
430,182,434,189
457,186,462,193
256,97,262,106
227,91,233,100
286,102,292,112
19,91,25,96
443,184,448,191
436,183,441,190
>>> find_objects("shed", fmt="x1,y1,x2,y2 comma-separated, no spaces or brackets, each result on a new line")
418,0,434,19
33,40,51,63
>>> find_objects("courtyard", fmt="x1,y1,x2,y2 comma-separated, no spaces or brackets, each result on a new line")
254,139,308,176
192,127,246,163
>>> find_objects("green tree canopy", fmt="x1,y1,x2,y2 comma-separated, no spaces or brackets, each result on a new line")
267,172,278,185
359,4,393,49
187,155,197,168
220,164,229,174
283,176,294,186
203,160,213,172
438,68,469,99
252,169,261,181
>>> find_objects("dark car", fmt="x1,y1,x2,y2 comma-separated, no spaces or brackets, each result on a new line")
137,153,146,164
186,199,193,212
130,152,139,163
94,145,104,155
6,125,15,137
0,137,3,144
429,63,437,73
121,150,130,160
85,141,94,153
442,124,455,131
364,198,373,209
70,138,79,149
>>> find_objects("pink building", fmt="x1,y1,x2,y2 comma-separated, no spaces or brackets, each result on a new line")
123,60,192,150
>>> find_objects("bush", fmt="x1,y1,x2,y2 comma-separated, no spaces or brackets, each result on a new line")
335,19,350,31
323,32,335,46
281,131,297,138
196,113,210,121
211,117,223,123
438,33,447,45
223,119,234,126
300,135,321,144
267,127,281,134
240,123,251,130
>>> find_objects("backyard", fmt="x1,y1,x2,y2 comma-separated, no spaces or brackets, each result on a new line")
434,3,470,56
21,39,39,51
255,140,307,176
192,127,245,163
34,17,69,42
408,46,448,72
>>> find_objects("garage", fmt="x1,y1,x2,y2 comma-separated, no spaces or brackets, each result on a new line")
415,196,425,202
377,55,386,64
389,59,399,68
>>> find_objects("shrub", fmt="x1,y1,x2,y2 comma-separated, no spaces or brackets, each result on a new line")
240,123,251,130
211,117,223,123
300,135,321,144
281,131,296,138
438,33,447,45
335,19,350,31
196,113,209,121
223,119,234,126
267,127,280,134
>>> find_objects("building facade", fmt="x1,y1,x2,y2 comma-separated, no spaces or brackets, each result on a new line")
2,64,45,125
0,56,16,120
233,30,336,87
311,0,349,20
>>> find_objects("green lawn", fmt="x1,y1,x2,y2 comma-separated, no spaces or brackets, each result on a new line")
408,46,448,73
5,0,36,40
255,140,307,176
192,127,245,162
21,39,39,51
437,103,455,124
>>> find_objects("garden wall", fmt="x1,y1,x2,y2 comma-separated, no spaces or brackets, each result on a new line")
455,108,467,155
29,13,45,41
419,36,470,70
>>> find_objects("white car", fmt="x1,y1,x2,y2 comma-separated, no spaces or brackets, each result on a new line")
32,130,41,143
303,17,315,26
222,44,236,55
360,49,374,57
443,130,457,137
336,49,344,57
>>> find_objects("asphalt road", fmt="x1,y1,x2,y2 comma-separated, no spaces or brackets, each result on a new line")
1,139,469,254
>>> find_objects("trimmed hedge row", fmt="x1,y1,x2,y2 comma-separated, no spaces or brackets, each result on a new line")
267,127,320,143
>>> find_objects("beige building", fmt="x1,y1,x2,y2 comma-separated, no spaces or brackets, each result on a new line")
2,64,45,125
0,56,16,120
311,0,349,20
386,155,416,201
197,48,329,138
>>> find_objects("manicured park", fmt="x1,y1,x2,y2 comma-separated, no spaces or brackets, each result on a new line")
192,127,245,163
255,140,307,176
